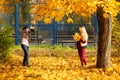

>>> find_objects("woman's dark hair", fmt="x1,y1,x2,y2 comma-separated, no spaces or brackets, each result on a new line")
22,26,29,30
30,29,35,33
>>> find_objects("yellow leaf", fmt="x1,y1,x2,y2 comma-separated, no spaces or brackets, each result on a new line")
103,13,109,18
44,18,52,24
55,16,63,22
50,11,56,19
67,18,74,23
73,32,81,41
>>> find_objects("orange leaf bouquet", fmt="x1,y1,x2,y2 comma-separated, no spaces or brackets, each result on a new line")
73,33,81,41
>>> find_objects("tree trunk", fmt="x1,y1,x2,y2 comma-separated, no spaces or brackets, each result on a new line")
96,7,112,68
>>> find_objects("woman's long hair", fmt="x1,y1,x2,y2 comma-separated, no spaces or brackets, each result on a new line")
22,26,29,31
79,26,88,42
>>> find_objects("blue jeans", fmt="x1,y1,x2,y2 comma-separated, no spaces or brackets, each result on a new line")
21,44,29,66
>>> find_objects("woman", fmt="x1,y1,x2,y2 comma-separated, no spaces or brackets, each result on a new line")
76,26,88,67
20,27,32,67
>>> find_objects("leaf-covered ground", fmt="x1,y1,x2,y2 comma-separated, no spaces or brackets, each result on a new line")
0,47,120,80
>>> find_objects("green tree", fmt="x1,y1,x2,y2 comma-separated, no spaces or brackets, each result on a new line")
0,25,14,62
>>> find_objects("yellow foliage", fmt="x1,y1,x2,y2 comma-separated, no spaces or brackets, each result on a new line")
30,0,120,23
44,18,52,24
67,18,74,23
50,11,56,19
112,20,120,54
0,0,22,14
73,32,81,41
0,48,120,80
103,13,109,18
55,16,63,22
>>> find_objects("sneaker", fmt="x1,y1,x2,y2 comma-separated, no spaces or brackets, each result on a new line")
23,64,25,66
26,65,31,67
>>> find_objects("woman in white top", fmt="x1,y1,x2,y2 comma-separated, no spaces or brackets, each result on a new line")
20,26,31,67
76,26,88,67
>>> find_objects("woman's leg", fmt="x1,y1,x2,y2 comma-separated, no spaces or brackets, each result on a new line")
76,42,83,65
21,45,29,66
26,47,29,65
81,47,87,65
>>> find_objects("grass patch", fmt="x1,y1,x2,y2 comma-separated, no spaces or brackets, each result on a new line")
86,46,96,51
14,44,75,50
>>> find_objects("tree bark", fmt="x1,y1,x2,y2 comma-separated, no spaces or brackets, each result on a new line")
96,7,112,68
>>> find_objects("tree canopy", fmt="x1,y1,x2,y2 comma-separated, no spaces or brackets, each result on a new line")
31,0,120,24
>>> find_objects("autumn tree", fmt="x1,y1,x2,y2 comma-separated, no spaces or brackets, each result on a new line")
0,0,12,14
96,2,112,68
0,0,30,23
32,0,120,68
